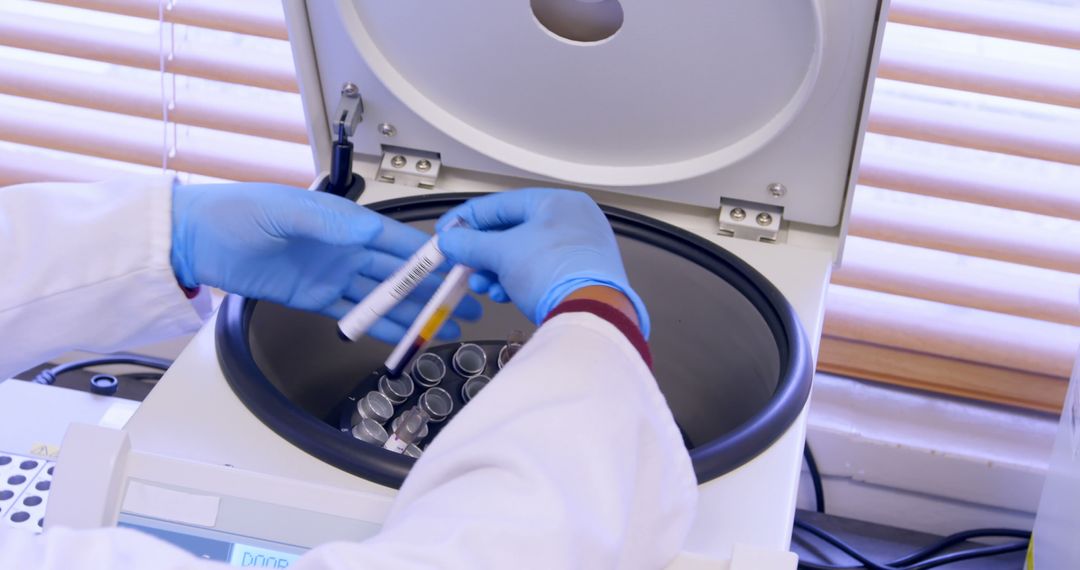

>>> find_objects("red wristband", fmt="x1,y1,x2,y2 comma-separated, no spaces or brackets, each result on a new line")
544,299,653,368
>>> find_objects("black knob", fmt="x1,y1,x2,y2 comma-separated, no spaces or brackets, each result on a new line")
89,374,119,396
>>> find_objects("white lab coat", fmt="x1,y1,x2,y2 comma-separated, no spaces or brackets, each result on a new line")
0,177,697,569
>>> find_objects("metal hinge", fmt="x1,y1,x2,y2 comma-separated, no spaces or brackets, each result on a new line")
717,198,783,242
333,82,364,136
376,146,441,190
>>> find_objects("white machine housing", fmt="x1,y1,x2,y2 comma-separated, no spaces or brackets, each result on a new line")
46,1,887,568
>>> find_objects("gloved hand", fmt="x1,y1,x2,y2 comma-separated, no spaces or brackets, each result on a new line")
171,183,481,343
436,189,649,336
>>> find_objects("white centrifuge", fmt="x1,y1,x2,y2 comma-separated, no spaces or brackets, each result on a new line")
45,1,887,568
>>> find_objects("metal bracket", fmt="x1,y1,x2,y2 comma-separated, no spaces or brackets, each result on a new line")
332,82,364,136
717,198,783,242
375,146,441,190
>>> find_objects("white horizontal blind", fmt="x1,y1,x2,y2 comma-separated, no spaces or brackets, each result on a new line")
824,0,1080,412
0,0,313,187
0,1,1077,411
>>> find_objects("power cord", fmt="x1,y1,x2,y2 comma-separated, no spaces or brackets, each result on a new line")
32,354,172,396
796,444,1031,569
803,443,825,514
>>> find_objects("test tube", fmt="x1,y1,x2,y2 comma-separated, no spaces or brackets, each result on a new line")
378,373,415,405
461,374,491,403
403,444,423,459
412,353,446,387
352,391,394,426
452,343,487,378
497,330,526,369
383,264,475,379
419,387,454,423
391,412,429,441
351,418,389,446
337,217,468,341
383,407,429,453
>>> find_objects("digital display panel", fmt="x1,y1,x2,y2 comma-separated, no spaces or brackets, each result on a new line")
119,518,305,567
228,544,301,568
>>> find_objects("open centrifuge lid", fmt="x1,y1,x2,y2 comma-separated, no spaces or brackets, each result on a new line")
288,0,886,227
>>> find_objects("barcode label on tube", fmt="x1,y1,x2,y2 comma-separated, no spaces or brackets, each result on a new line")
393,256,436,299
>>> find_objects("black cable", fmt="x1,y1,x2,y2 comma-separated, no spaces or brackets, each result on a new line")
902,540,1029,570
32,354,172,385
797,444,1031,569
798,560,868,570
798,560,863,570
804,443,825,514
794,519,894,570
795,521,1031,569
124,372,166,384
889,528,1031,566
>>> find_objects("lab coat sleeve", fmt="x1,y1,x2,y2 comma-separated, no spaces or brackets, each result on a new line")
0,313,695,570
299,312,699,569
0,176,210,379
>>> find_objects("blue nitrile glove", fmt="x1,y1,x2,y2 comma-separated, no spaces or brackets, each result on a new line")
171,183,482,343
435,189,650,337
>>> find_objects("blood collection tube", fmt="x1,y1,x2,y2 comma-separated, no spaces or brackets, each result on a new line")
383,389,452,453
391,413,429,441
383,407,428,453
383,264,475,379
338,217,467,341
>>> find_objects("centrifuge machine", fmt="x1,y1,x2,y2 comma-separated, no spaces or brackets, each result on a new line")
46,1,887,567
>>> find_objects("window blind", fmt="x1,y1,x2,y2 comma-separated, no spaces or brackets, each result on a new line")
0,0,1076,412
827,0,1080,412
0,0,312,187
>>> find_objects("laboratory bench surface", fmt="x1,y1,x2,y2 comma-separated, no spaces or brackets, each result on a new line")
3,374,1029,568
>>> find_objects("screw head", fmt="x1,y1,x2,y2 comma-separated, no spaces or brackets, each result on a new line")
416,159,432,172
390,155,407,168
768,183,787,198
730,207,747,221
378,123,396,137
756,212,773,226
341,82,360,97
